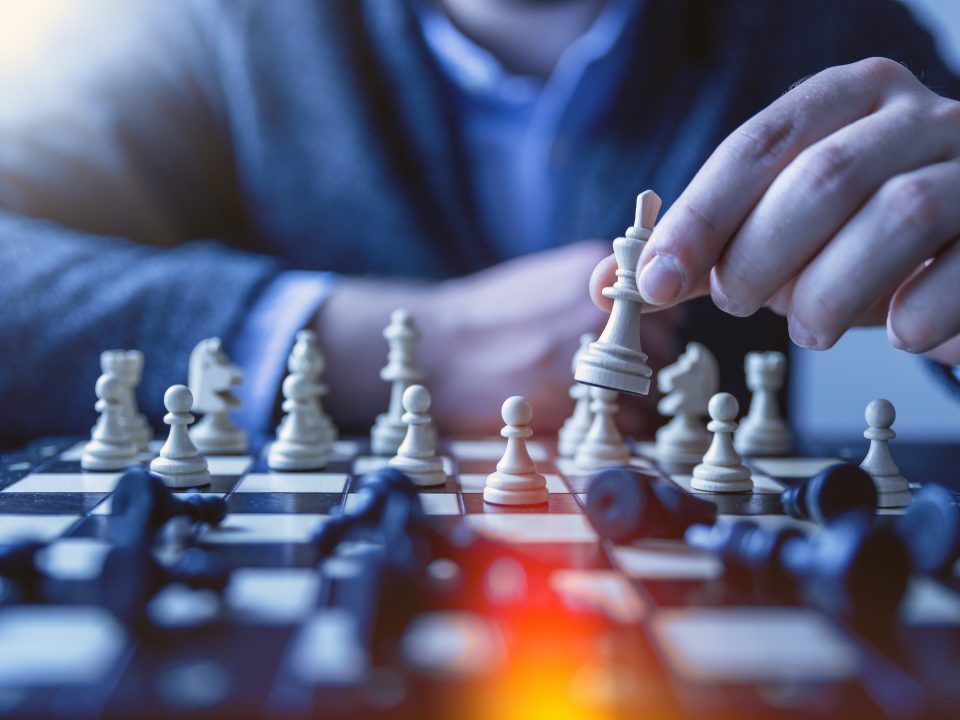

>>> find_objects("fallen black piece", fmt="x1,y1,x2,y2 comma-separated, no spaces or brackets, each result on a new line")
897,483,960,575
780,463,878,525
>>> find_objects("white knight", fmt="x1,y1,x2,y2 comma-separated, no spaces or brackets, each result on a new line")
188,337,247,454
655,342,719,462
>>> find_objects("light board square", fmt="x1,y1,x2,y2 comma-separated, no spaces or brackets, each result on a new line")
5,473,121,494
227,568,320,623
234,473,348,493
343,492,460,516
900,578,960,626
206,456,254,476
458,473,567,494
200,514,327,544
612,540,724,580
353,456,454,476
550,569,646,623
36,538,113,580
467,514,597,543
750,457,844,478
0,515,79,543
652,608,861,682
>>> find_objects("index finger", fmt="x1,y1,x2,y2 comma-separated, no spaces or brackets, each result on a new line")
636,58,913,307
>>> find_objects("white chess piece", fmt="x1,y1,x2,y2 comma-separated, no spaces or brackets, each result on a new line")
655,342,718,463
574,191,658,396
558,333,596,457
573,387,631,471
372,310,425,455
859,398,910,508
734,351,792,456
268,373,331,471
484,396,549,505
691,393,752,493
82,373,138,471
287,329,338,445
101,350,152,452
388,384,445,487
188,338,247,454
149,385,211,488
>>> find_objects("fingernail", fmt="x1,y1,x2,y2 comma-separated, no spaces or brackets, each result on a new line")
887,321,912,352
712,287,752,317
789,316,819,349
638,254,683,305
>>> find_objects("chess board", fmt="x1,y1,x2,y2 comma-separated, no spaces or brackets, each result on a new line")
0,434,959,719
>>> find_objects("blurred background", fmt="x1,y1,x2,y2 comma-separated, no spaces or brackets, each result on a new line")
791,0,960,442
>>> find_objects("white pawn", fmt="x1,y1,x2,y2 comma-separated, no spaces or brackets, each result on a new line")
372,310,425,456
269,374,330,471
149,385,211,488
82,373,138,471
860,399,910,508
734,351,792,456
388,385,445,487
557,334,596,457
691,393,752,493
573,387,631,471
287,330,338,445
485,396,548,506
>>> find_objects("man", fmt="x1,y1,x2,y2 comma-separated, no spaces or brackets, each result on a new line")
0,0,957,443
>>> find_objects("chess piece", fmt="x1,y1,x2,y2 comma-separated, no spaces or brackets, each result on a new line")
484,396,549,506
372,310,425,455
82,373,139,471
269,373,331,471
188,338,247,454
101,349,152,451
897,484,960,575
558,334,596,457
149,385,211,488
574,191,659,396
389,385,445,487
287,329,338,445
690,393,752,493
585,468,716,543
573,387,631,471
780,463,877,525
111,466,228,546
859,399,910,508
734,351,792,456
655,342,718,462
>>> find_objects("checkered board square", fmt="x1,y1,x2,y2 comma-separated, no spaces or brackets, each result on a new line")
1,434,959,720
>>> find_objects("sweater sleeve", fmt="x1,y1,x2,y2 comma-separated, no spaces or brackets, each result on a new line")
0,0,284,442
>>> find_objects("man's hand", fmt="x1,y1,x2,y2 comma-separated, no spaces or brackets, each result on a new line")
592,57,960,364
317,241,678,435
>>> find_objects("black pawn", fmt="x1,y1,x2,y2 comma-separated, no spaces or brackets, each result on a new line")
586,468,717,543
781,513,910,621
897,483,960,575
111,467,227,545
780,463,877,525
102,545,230,624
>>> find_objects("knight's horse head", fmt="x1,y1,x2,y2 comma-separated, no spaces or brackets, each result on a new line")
188,338,243,414
657,342,718,416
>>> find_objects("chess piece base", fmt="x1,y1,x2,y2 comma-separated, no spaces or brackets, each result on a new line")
690,463,753,493
574,442,631,473
557,421,588,458
484,484,549,506
81,443,137,472
655,421,711,464
191,425,247,455
734,421,792,456
389,455,445,487
872,473,911,508
268,440,329,471
149,455,211,488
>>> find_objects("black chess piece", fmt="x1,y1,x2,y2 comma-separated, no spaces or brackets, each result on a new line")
586,468,717,543
111,467,228,545
0,541,44,582
780,463,877,525
897,483,960,575
313,468,424,556
101,544,230,624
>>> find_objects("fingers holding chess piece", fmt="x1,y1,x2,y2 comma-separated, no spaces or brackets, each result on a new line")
82,373,139,472
859,399,910,508
388,384,445,487
690,393,752,493
484,396,548,506
149,385,211,488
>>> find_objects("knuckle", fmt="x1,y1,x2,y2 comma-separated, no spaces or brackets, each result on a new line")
854,56,912,87
795,142,857,196
879,175,942,236
728,116,799,167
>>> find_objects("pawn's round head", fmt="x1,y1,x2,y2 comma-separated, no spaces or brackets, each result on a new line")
164,384,193,413
96,373,123,402
283,373,311,400
391,308,412,326
709,392,738,421
403,384,431,414
865,398,895,429
502,395,532,426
